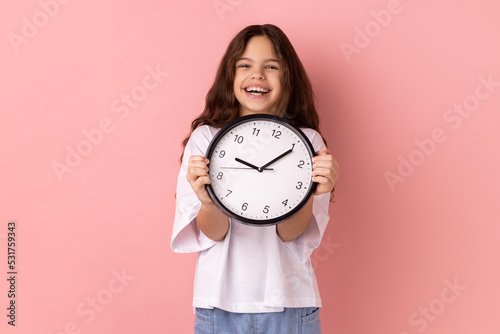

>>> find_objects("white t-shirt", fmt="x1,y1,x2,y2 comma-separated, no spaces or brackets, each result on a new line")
171,125,330,313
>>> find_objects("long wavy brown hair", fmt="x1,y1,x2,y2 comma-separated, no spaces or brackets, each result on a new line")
181,24,323,156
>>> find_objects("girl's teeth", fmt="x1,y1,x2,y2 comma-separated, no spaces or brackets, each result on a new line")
245,87,269,94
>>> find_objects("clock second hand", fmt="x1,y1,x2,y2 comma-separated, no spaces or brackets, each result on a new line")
220,167,273,170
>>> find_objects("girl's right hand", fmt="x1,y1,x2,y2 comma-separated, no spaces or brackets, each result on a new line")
187,155,229,241
186,155,213,205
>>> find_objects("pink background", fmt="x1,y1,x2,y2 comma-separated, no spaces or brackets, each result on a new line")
1,0,499,333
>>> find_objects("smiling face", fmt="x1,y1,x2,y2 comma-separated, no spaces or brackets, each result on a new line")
233,36,282,117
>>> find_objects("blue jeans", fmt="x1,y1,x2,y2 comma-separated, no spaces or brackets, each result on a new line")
194,307,321,334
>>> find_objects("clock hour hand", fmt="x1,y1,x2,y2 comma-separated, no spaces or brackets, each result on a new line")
259,147,294,171
235,158,261,172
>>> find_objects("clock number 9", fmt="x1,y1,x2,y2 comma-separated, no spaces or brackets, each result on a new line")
219,150,226,158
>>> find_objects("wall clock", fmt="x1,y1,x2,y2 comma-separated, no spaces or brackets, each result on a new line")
205,114,317,226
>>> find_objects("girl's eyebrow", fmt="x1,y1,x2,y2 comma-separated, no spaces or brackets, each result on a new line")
237,57,280,63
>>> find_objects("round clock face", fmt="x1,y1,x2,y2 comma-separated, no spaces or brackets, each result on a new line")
205,114,317,226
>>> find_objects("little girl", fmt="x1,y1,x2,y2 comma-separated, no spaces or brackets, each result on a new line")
172,24,339,334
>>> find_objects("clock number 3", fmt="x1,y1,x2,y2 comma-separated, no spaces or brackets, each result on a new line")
296,181,303,189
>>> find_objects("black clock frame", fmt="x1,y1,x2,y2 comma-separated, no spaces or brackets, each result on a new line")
205,113,317,226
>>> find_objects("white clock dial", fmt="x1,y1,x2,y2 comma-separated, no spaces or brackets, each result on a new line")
206,114,316,226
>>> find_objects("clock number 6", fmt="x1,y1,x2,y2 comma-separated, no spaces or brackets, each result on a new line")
242,203,248,211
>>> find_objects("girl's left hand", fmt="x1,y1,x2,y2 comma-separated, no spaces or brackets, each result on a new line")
312,148,339,196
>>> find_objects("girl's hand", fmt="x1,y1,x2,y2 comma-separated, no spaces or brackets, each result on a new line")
312,148,339,196
187,155,229,241
186,155,213,205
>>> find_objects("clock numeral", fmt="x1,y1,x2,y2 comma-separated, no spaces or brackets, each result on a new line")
226,189,232,197
242,203,248,211
272,130,281,139
296,181,303,190
219,150,226,158
234,135,244,144
252,128,260,136
282,199,288,207
217,172,223,180
263,205,270,214
297,160,305,168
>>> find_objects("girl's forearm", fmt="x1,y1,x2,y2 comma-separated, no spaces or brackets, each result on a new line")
276,197,313,242
197,203,229,241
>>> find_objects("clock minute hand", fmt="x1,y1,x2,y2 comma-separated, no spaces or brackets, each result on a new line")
235,157,260,172
260,147,294,171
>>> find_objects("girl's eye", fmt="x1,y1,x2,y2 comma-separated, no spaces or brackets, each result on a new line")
266,65,279,70
237,64,250,68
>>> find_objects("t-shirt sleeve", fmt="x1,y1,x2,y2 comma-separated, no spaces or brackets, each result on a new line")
170,126,220,253
281,129,331,263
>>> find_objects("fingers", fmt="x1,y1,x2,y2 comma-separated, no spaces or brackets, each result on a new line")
312,148,339,195
312,168,336,190
188,155,209,166
312,161,339,183
186,156,213,204
187,155,210,184
313,148,339,171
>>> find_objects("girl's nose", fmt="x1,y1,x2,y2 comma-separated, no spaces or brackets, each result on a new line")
251,71,264,80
